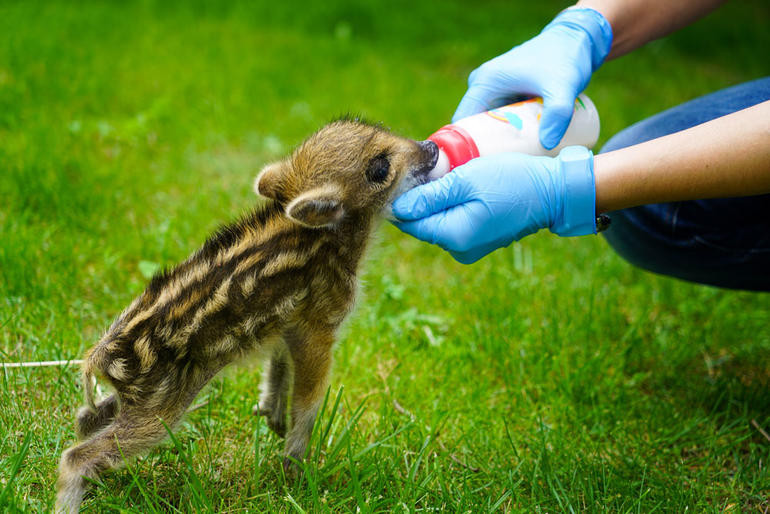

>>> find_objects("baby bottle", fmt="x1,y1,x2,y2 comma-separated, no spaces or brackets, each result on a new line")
426,94,600,180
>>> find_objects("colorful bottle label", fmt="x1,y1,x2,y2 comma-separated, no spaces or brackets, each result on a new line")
486,98,543,129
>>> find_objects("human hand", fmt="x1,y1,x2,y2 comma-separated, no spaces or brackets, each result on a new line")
392,146,597,264
452,8,612,149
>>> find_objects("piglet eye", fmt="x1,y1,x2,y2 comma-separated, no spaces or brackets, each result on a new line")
366,153,390,183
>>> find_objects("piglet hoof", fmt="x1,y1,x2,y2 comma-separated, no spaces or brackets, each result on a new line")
267,418,287,438
252,404,287,438
282,456,301,475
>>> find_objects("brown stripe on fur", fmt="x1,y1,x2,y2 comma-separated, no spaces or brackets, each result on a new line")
58,118,432,514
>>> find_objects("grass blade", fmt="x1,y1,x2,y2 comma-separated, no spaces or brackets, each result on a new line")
0,432,31,506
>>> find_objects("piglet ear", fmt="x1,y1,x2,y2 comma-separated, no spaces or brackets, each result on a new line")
254,160,288,201
285,185,345,228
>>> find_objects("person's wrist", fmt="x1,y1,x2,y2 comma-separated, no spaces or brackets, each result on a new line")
550,146,597,236
543,7,613,71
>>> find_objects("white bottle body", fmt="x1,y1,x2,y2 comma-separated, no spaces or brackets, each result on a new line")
427,94,600,180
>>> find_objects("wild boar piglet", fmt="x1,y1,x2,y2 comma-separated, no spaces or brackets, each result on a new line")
56,119,439,513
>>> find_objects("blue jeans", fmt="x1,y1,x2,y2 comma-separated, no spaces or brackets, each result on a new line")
600,77,770,292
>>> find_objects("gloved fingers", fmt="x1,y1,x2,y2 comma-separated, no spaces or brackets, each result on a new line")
390,216,444,245
397,213,503,265
452,86,497,123
449,240,501,264
539,90,578,150
452,65,525,122
391,172,467,221
449,248,486,265
393,216,489,265
393,201,472,247
392,202,480,250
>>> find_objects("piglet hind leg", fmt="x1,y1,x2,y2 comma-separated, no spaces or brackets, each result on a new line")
283,325,334,470
56,366,216,514
56,405,174,514
75,394,119,440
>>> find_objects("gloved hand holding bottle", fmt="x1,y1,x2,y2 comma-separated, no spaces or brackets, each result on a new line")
392,147,597,264
391,7,612,264
394,0,770,288
453,7,612,149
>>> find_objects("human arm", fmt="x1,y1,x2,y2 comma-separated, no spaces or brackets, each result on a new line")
576,0,726,59
595,100,770,212
392,101,770,263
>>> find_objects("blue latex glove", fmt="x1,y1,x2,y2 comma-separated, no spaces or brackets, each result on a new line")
392,146,597,264
453,8,612,149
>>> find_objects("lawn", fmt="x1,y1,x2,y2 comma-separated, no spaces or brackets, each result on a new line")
1,0,769,511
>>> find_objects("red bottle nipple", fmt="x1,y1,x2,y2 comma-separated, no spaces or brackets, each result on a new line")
427,124,480,172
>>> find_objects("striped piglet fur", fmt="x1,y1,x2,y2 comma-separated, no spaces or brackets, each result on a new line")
56,118,439,513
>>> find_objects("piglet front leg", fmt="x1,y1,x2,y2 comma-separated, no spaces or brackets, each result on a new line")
254,342,291,438
283,325,334,470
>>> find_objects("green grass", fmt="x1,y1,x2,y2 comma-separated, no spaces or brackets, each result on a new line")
1,0,769,511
